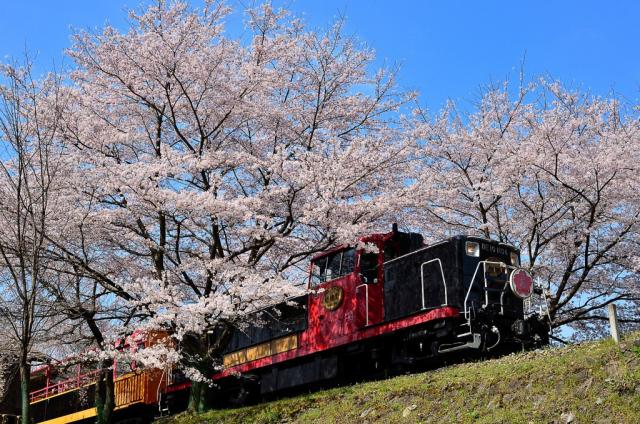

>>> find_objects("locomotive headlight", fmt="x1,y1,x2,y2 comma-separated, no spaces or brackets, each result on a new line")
510,252,520,266
465,241,480,257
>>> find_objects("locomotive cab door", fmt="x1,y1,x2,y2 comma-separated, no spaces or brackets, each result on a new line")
355,248,384,328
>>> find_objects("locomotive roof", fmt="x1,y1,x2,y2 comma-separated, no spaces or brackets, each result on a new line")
311,231,518,263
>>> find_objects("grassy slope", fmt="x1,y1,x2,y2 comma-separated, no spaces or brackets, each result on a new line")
168,334,640,424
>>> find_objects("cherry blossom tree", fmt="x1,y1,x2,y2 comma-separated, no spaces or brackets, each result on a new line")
0,57,68,423
413,78,640,341
2,3,636,422
39,266,133,423
0,337,20,416
60,0,416,410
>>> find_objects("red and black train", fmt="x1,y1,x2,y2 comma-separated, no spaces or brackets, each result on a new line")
21,225,549,423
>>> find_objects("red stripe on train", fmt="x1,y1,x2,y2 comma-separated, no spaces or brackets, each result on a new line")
213,306,459,380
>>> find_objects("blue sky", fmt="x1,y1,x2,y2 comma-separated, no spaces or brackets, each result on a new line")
1,1,638,110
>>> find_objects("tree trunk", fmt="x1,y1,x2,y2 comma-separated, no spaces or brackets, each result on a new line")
188,380,210,413
95,364,115,424
19,360,30,423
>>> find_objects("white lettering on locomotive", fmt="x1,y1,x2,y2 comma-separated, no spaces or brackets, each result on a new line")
480,242,508,256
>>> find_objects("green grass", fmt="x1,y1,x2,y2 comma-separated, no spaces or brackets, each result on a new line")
165,333,640,423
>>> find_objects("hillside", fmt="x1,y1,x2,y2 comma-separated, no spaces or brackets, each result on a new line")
167,334,640,423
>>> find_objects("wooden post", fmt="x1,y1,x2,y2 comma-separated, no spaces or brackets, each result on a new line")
608,303,620,344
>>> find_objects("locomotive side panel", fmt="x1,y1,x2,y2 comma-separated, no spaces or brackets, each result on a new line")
383,241,463,321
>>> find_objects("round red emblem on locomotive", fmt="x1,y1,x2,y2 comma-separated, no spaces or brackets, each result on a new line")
509,268,533,299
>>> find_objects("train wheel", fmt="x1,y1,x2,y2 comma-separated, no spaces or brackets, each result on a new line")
227,377,259,407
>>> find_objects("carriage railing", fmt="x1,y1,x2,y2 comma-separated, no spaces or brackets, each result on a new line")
29,368,150,407
463,260,520,321
29,369,101,403
114,372,145,408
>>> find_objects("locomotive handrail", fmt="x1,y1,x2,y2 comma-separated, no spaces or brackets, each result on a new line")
355,283,369,326
464,260,518,320
420,258,448,309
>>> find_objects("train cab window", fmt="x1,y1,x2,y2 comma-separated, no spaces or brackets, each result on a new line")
311,257,327,286
326,252,342,281
310,248,356,287
360,252,378,283
342,249,356,275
